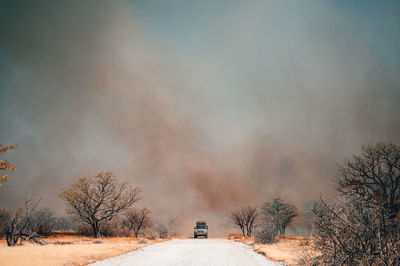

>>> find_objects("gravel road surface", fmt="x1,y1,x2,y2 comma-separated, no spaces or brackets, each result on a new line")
91,239,282,266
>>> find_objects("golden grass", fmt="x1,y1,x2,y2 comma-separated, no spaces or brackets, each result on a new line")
0,235,167,266
228,234,318,266
227,234,255,244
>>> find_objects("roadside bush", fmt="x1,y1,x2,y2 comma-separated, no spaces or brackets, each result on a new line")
123,208,152,237
141,226,157,240
310,143,400,265
77,218,130,237
255,221,278,244
137,238,147,244
30,208,56,236
260,198,298,235
77,224,93,236
100,222,118,237
156,224,169,239
101,219,129,237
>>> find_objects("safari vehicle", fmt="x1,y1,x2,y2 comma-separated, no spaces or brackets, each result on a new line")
194,220,208,238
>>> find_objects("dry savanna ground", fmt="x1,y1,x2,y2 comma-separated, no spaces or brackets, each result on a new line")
0,232,166,266
228,234,318,266
1,232,316,266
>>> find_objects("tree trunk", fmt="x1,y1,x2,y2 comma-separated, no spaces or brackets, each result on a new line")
6,232,19,246
6,233,12,246
241,227,245,236
92,222,100,238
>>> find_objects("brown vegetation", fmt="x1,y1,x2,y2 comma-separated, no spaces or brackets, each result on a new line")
60,171,140,238
0,235,166,266
231,205,258,236
260,198,298,235
123,208,152,237
0,199,41,246
310,142,400,265
228,234,316,265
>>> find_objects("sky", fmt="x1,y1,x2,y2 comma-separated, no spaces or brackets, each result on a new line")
0,0,399,235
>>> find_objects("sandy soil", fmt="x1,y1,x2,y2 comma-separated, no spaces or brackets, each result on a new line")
228,235,317,266
91,239,282,266
0,235,165,266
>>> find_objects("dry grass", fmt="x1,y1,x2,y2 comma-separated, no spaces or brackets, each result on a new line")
228,234,319,265
0,234,167,266
227,233,255,245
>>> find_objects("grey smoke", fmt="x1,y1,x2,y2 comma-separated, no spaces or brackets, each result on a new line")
0,0,399,235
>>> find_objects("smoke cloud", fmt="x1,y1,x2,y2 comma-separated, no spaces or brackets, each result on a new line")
1,0,399,235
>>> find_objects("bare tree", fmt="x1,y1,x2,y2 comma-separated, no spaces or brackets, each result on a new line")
231,209,246,236
231,205,258,236
260,198,298,235
336,142,400,221
60,171,140,238
123,208,152,237
311,142,400,265
0,199,40,246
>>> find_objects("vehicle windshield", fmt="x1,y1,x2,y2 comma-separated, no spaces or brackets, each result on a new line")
196,225,208,229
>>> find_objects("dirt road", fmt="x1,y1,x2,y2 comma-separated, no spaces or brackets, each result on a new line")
91,238,282,266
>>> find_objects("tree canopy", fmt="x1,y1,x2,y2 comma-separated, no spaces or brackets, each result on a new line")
60,171,140,238
0,144,18,186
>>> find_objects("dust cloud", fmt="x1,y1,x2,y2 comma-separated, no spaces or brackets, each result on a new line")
1,0,399,235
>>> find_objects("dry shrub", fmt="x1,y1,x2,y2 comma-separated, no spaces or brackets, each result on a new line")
100,222,119,237
260,198,298,235
77,218,129,237
299,237,311,246
297,249,320,266
156,224,169,239
77,224,93,236
30,208,56,237
255,221,278,244
309,143,400,265
49,231,80,238
143,228,157,240
123,208,152,238
137,238,147,244
53,241,73,245
277,235,302,240
228,233,254,245
227,233,243,240
102,219,130,237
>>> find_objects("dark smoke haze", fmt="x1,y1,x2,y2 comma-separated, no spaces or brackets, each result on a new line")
1,0,399,235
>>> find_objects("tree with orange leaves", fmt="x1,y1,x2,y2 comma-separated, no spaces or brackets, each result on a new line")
0,144,18,186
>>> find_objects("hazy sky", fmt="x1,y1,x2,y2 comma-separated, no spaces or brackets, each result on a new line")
1,0,399,235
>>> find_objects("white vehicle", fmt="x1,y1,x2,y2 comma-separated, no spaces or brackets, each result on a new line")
194,220,208,238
